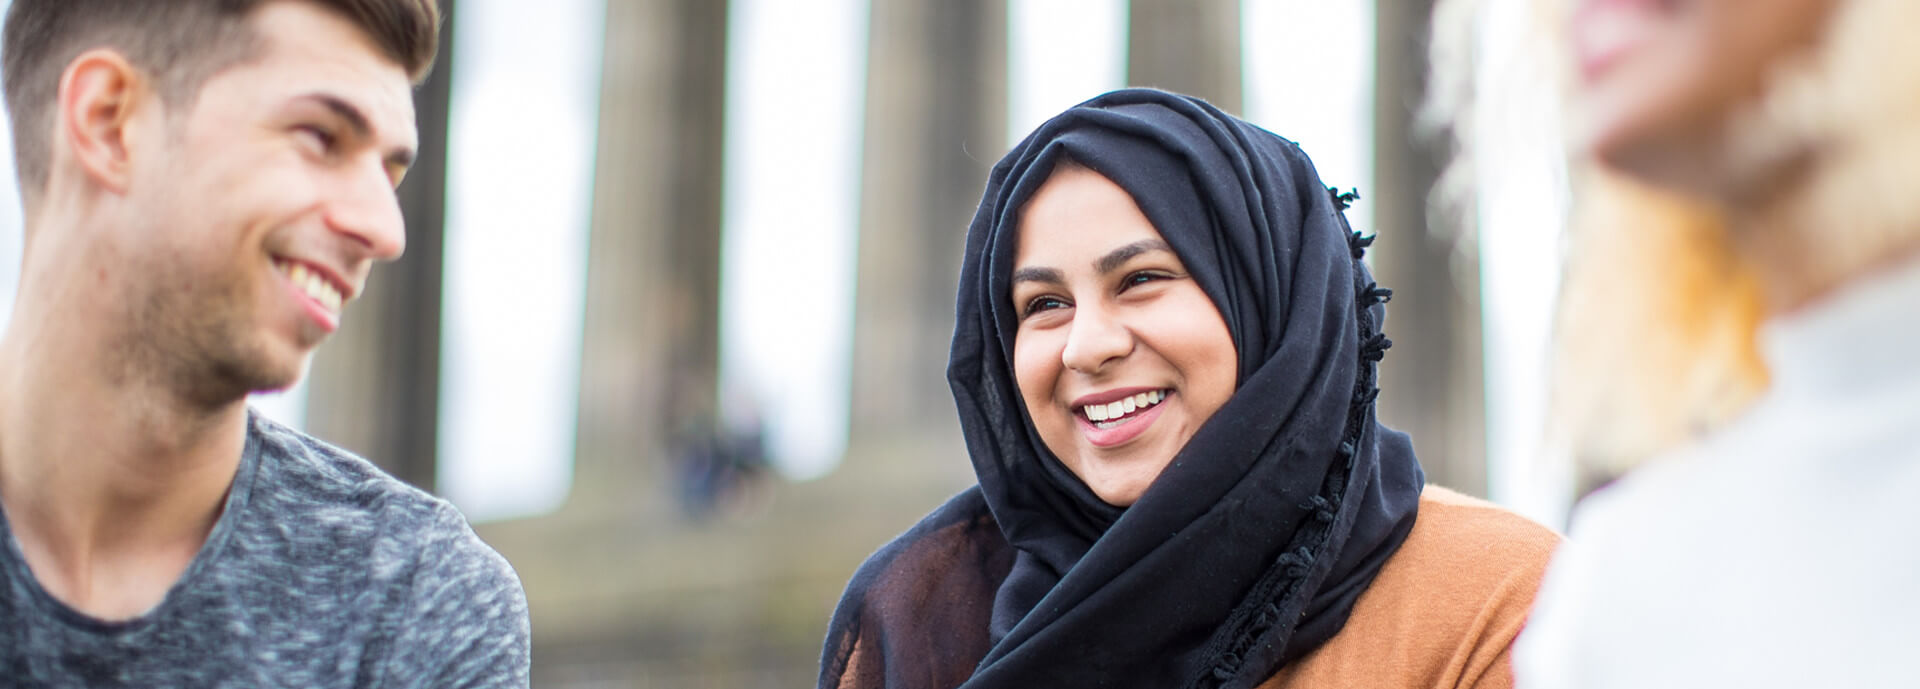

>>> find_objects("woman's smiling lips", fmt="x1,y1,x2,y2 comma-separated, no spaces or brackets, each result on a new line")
1571,0,1672,83
1072,387,1172,448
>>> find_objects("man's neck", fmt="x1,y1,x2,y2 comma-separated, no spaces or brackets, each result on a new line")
0,304,250,620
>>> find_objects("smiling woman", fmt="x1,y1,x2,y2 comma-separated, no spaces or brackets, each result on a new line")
1009,162,1237,507
818,89,1560,689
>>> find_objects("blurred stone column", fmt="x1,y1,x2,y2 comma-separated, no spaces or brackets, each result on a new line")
848,0,1006,448
572,0,729,495
1127,0,1242,113
305,0,456,490
1371,0,1487,495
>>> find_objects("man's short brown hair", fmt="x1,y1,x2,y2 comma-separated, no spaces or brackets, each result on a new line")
1,0,440,201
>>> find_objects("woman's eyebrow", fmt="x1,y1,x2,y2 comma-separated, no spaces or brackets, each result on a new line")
1011,266,1065,285
1011,239,1174,286
1096,239,1174,275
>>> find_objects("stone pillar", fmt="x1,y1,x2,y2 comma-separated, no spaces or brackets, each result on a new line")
1371,0,1488,495
304,0,455,490
848,0,1006,447
571,0,729,497
479,7,1008,684
1127,0,1243,113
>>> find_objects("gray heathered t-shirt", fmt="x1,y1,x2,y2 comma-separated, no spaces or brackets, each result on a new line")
0,412,531,688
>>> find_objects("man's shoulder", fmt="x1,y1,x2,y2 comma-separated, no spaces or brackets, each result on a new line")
226,412,529,684
238,412,519,586
247,411,421,495
246,412,445,529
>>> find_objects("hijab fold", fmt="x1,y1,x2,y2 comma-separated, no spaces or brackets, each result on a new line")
820,89,1424,689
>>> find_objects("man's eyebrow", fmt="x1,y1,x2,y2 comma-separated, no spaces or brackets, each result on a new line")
1011,266,1065,285
299,93,416,170
1095,239,1174,275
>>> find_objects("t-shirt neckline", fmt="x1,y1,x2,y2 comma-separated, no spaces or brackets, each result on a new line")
0,412,265,634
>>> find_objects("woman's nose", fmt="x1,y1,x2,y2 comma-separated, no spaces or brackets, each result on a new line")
1060,304,1133,374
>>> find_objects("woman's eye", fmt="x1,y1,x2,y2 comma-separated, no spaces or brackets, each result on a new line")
1121,271,1171,289
1023,296,1069,317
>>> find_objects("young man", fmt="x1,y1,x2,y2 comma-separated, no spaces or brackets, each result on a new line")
0,1,529,685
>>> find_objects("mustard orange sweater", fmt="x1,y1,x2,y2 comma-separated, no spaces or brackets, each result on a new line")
827,486,1558,688
1259,486,1561,689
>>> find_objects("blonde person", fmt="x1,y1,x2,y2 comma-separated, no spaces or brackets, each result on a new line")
1437,0,1920,686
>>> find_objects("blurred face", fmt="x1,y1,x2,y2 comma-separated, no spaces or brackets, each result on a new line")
1009,165,1237,507
115,1,414,402
1570,0,1839,196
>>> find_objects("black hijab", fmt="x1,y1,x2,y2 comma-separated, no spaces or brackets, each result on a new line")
820,89,1424,689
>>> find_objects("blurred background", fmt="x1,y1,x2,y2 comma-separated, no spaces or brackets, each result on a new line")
0,0,1572,686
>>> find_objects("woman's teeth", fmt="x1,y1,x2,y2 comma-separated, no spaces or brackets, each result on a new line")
1082,390,1167,424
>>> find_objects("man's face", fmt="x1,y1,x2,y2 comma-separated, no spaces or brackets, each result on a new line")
114,0,416,403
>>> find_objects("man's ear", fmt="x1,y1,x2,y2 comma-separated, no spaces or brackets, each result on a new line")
56,49,152,195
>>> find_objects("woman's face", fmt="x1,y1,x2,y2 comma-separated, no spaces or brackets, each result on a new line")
1009,165,1238,507
1569,0,1839,195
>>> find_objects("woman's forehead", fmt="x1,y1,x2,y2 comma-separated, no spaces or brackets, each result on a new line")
1012,166,1171,269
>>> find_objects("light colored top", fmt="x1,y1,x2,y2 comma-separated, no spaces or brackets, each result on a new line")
1262,486,1560,689
1516,255,1920,688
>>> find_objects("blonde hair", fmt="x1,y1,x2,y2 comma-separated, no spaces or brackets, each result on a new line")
1427,0,1920,478
1551,171,1768,478
1426,0,1757,477
1720,0,1920,297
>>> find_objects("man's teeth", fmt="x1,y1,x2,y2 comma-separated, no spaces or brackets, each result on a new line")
1082,390,1166,423
277,260,344,311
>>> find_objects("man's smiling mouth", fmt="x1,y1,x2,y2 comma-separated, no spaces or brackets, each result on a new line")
273,258,344,312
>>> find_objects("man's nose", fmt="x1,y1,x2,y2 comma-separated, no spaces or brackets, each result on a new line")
325,161,408,261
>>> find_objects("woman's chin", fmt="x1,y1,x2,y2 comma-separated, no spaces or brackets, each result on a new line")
1089,483,1147,508
1076,459,1172,508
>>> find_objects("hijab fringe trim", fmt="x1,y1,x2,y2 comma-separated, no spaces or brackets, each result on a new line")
1193,189,1395,688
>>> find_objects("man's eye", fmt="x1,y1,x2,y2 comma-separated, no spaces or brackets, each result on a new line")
295,125,338,153
1023,296,1069,317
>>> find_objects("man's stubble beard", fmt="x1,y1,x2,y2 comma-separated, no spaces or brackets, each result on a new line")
114,253,310,413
